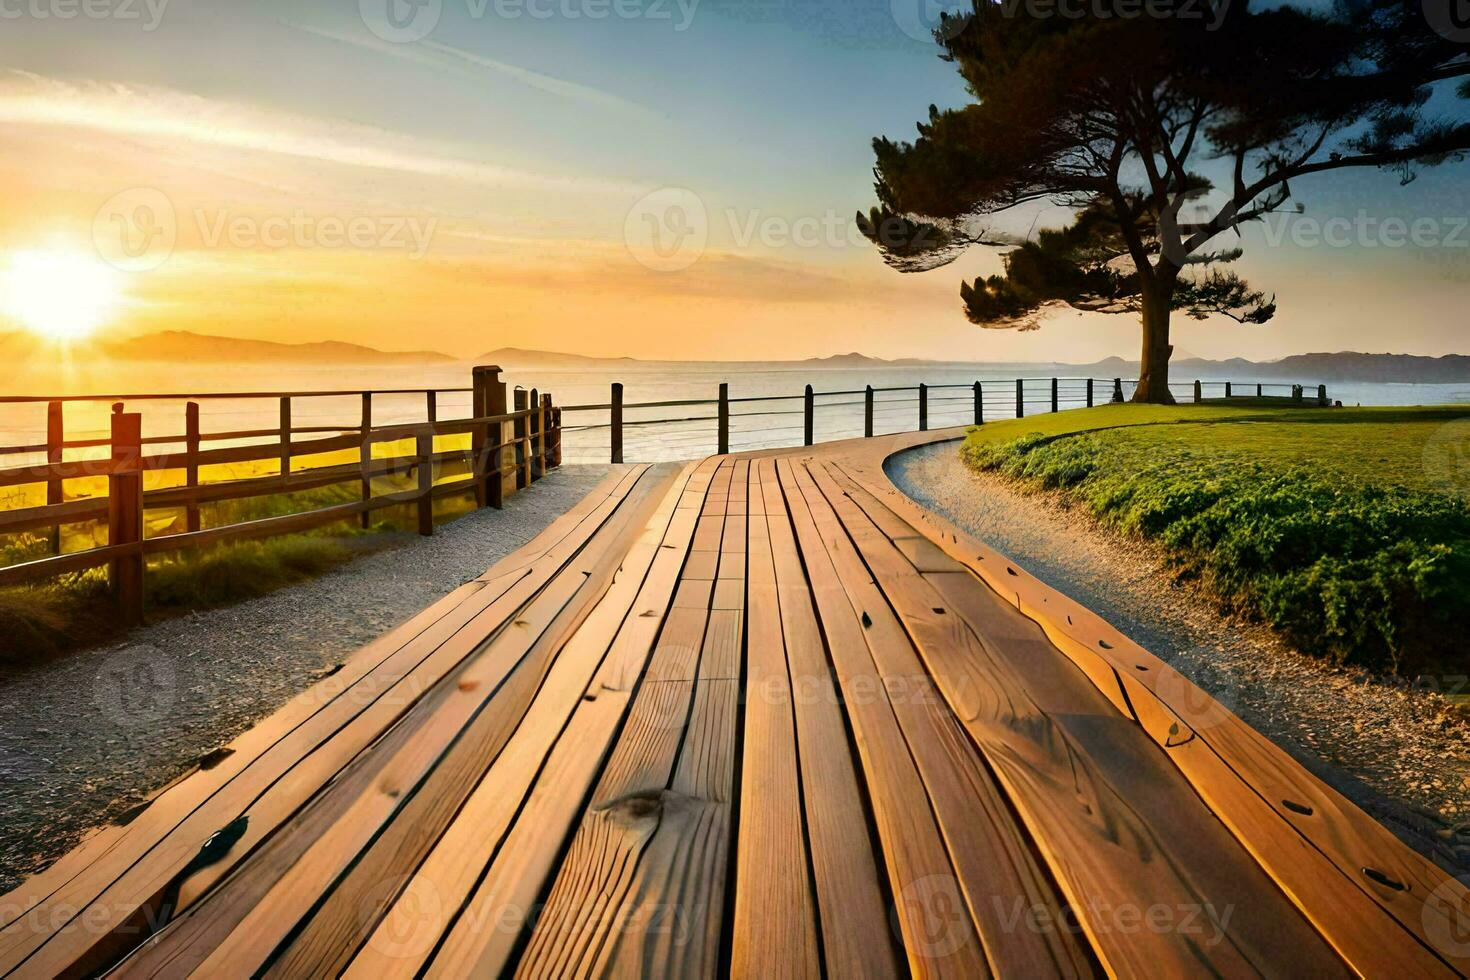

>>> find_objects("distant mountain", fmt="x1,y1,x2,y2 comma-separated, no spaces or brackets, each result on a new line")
1072,351,1470,383
101,331,455,365
1266,352,1470,383
476,347,642,368
800,352,937,368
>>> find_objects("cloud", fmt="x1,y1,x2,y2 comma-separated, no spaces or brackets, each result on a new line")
285,22,662,122
0,70,640,194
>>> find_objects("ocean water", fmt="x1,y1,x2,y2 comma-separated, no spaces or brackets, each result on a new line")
0,362,1466,466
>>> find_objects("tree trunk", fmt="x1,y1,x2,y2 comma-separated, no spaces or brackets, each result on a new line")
1131,281,1176,404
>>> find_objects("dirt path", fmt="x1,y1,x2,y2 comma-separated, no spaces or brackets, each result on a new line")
0,465,612,893
889,439,1470,875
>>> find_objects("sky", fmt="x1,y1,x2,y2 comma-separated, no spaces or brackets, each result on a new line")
0,0,1466,363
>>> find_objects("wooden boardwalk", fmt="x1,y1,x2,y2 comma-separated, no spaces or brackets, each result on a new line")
2,430,1466,978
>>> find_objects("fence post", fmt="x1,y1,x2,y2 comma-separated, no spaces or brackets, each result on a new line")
918,384,928,431
1292,384,1303,404
416,430,434,537
1225,381,1232,399
1016,379,1024,418
529,387,543,482
109,407,144,627
1257,383,1263,398
513,388,530,488
717,383,729,455
551,406,563,467
542,394,557,468
1318,384,1328,407
279,396,292,485
1193,379,1202,403
359,392,372,529
864,386,874,438
1085,378,1094,408
426,389,437,425
1112,378,1124,403
476,366,507,509
470,371,487,508
1051,377,1059,413
973,382,983,425
610,382,624,464
184,401,201,533
46,400,63,554
804,385,814,446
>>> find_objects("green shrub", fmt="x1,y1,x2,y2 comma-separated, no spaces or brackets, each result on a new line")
963,431,1470,674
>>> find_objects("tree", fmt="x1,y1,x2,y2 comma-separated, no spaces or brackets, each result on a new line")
858,0,1470,402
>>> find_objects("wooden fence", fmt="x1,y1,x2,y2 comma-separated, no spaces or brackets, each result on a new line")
560,376,1331,463
0,366,561,623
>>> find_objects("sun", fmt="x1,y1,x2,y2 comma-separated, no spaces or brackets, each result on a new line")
0,248,124,341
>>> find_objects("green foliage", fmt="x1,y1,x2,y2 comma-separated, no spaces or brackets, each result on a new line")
0,535,357,666
145,537,352,610
963,411,1470,674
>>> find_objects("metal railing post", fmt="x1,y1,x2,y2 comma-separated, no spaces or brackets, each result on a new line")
1113,378,1124,403
804,385,814,446
109,407,144,626
1194,379,1203,403
1292,384,1303,404
1016,379,1024,418
1051,377,1059,413
973,382,983,425
1225,381,1232,399
1257,383,1263,397
919,384,928,431
718,383,729,455
1086,378,1094,408
611,382,624,464
864,386,874,438
1318,384,1328,407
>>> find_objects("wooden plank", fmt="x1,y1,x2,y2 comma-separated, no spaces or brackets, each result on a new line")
830,448,1468,976
119,467,675,978
512,461,746,977
775,458,988,980
811,460,1347,977
761,461,898,979
336,461,702,978
0,468,651,976
421,459,720,978
731,461,819,979
789,459,1093,978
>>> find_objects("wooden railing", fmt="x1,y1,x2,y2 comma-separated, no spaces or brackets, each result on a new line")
0,366,562,622
559,377,1331,463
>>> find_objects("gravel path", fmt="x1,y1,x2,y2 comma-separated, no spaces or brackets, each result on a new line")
0,465,612,893
890,440,1470,875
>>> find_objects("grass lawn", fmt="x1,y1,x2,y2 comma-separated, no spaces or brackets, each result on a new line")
961,404,1470,675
